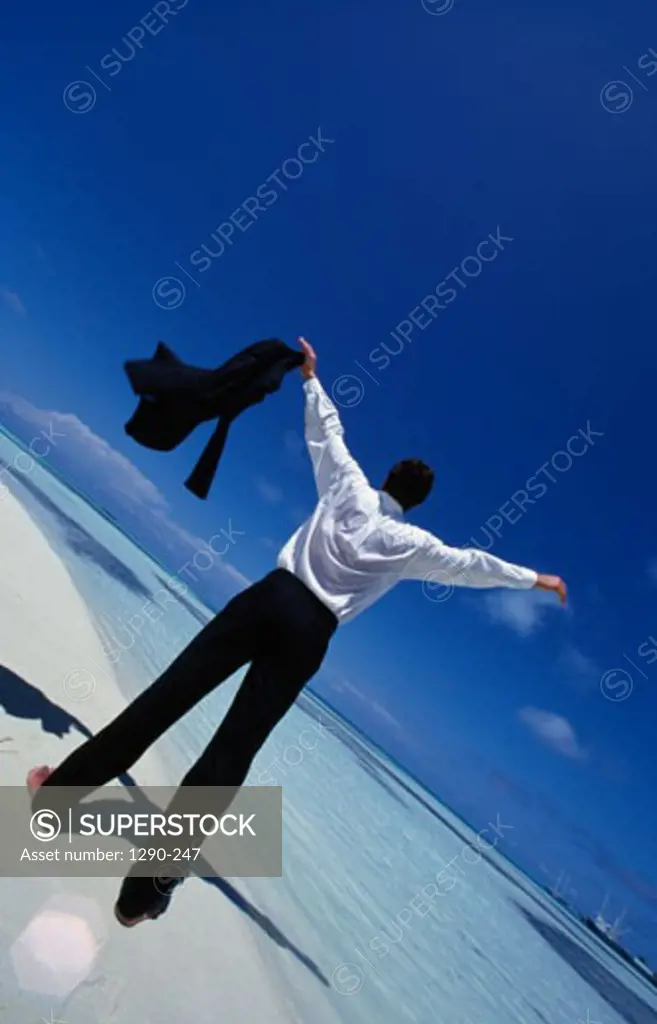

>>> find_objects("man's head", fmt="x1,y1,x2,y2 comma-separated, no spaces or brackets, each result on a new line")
382,459,434,511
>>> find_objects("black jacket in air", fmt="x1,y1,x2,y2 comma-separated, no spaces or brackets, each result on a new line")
124,339,304,499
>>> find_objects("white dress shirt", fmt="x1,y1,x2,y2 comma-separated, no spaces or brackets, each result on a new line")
277,377,537,623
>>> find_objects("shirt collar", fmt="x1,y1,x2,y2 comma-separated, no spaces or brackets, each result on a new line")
380,490,404,518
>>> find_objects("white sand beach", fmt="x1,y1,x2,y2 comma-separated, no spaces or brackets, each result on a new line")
0,489,301,1023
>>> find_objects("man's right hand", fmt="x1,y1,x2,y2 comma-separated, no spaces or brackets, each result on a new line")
298,337,316,380
535,574,567,605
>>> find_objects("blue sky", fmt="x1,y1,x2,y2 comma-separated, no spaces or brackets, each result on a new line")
2,0,657,958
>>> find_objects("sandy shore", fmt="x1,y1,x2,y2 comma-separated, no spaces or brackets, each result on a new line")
0,487,298,1023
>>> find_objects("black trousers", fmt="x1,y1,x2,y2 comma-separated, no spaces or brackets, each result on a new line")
41,569,337,794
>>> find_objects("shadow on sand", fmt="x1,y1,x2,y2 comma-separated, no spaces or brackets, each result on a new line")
201,875,329,986
0,664,329,988
40,781,329,987
0,665,137,787
513,901,657,1024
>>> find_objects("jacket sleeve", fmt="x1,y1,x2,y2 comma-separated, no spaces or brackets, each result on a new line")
402,529,538,589
304,377,367,496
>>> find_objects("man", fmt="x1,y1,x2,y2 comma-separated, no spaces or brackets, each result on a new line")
28,338,566,926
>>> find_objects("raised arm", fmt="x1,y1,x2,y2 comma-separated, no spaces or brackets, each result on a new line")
403,529,567,603
299,338,366,496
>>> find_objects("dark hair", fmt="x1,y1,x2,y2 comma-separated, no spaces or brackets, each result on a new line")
382,459,434,511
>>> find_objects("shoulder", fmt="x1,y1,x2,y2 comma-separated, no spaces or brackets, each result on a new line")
379,517,427,551
396,522,446,560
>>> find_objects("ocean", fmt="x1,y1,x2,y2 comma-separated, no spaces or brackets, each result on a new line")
1,428,656,1024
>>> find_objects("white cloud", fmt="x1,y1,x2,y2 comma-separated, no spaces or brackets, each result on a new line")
518,706,587,760
647,558,657,586
560,644,599,677
0,391,250,591
482,588,560,636
326,675,403,734
0,287,27,317
0,392,166,511
29,240,56,276
283,429,306,470
326,675,361,697
290,505,311,524
255,477,283,504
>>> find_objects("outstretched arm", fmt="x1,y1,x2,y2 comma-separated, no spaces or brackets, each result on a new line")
298,338,367,497
403,530,567,603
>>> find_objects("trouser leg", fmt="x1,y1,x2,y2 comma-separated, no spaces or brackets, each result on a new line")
119,627,331,894
36,581,268,802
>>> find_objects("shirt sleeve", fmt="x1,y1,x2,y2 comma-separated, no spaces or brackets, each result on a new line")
402,530,538,590
303,376,367,496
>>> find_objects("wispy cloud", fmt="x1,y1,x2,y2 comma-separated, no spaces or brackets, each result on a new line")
482,588,561,637
647,558,657,586
283,428,307,471
0,286,27,317
560,644,599,678
518,706,587,760
326,674,403,734
255,476,283,504
0,391,250,594
290,504,311,524
0,391,166,507
559,644,600,694
30,241,56,276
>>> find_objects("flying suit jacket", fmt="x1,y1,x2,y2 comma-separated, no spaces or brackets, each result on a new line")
124,339,305,499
